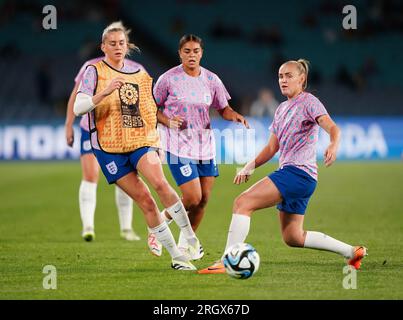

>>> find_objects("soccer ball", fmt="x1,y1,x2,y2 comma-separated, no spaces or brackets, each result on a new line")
223,243,260,279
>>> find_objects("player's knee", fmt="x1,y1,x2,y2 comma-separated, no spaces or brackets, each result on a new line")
137,192,157,213
198,195,209,209
153,179,171,195
233,194,250,213
83,174,98,183
282,232,304,248
183,193,202,209
82,166,99,182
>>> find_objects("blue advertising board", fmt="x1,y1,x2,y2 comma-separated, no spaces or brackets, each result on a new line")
212,117,403,163
0,117,402,162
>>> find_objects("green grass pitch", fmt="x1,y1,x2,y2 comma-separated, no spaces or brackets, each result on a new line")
0,161,402,299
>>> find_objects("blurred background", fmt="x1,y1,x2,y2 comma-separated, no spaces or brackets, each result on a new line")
0,0,402,161
1,0,403,301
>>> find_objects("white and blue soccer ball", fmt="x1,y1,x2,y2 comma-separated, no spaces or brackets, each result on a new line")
223,243,260,279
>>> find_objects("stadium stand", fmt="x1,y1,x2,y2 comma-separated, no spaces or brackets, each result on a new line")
0,0,402,119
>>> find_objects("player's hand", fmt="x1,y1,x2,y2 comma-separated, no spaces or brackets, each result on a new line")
167,115,184,129
65,125,74,147
234,113,250,129
103,77,126,96
233,166,253,185
324,143,338,167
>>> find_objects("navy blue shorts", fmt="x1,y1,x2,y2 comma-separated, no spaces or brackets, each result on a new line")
268,165,317,215
80,128,93,155
93,147,157,184
166,152,219,186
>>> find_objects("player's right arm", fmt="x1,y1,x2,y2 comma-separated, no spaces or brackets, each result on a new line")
153,74,184,129
234,133,279,185
65,81,80,147
157,110,184,129
74,75,126,116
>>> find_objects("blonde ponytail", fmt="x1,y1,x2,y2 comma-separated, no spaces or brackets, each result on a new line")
297,59,310,90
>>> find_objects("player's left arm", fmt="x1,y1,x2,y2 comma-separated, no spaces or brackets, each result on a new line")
218,106,250,128
317,114,341,167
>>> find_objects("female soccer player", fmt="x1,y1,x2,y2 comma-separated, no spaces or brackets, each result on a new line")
73,21,202,270
153,34,249,257
199,59,367,274
65,56,144,242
